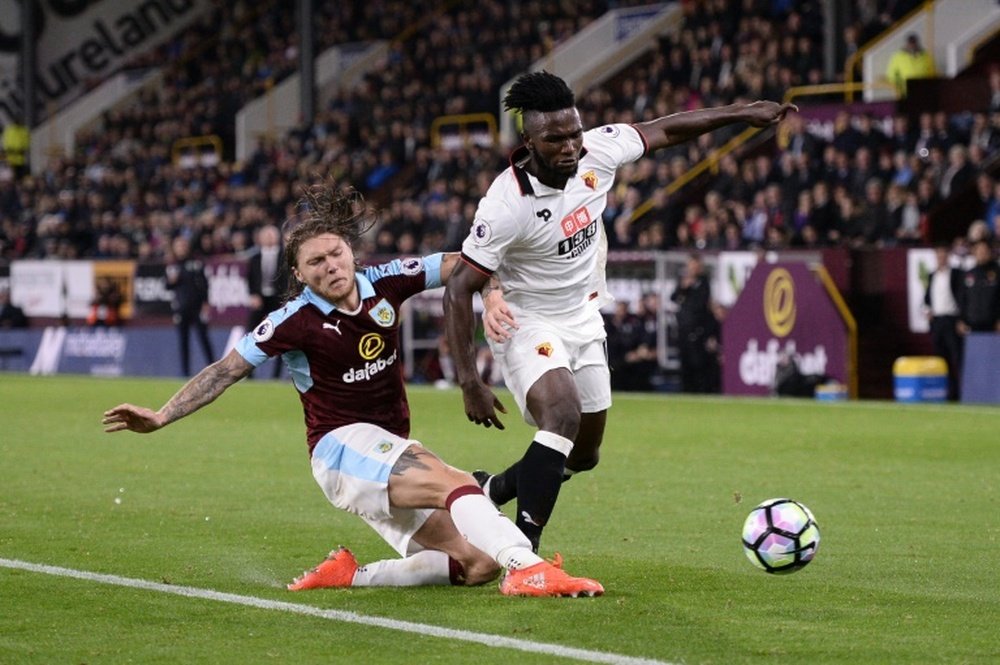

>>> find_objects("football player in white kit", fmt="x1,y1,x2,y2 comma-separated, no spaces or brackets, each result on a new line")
444,71,795,551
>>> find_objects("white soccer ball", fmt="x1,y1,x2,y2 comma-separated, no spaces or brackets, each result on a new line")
741,497,820,574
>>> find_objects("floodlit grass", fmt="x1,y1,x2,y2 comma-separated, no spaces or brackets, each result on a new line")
2,374,999,664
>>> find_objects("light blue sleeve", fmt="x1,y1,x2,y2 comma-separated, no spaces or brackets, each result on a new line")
235,331,268,367
423,253,444,289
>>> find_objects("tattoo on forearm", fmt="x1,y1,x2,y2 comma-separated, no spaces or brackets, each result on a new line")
160,355,249,424
391,449,433,476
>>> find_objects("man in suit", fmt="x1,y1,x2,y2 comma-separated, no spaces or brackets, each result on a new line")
923,244,964,400
166,235,214,377
246,224,287,378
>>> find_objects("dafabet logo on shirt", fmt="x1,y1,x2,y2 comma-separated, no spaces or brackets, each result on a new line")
358,333,385,360
342,333,397,384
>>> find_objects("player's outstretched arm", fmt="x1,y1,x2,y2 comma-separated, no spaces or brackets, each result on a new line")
636,101,798,152
443,260,507,429
103,349,254,434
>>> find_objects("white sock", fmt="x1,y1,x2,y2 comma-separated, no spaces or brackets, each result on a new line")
447,487,543,570
352,550,452,587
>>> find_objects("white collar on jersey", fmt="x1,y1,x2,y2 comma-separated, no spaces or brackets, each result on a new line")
302,272,375,315
509,144,589,197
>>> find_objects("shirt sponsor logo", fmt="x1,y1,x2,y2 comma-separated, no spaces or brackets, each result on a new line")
400,257,423,275
369,299,396,327
358,332,385,360
253,319,274,342
560,207,592,237
536,342,554,357
557,206,598,258
343,348,398,383
581,170,598,190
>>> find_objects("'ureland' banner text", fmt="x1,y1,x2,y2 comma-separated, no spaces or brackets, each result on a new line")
0,0,210,125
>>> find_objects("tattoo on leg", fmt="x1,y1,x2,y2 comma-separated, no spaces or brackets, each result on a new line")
391,449,433,476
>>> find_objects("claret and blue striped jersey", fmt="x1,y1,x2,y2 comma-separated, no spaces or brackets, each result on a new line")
236,254,444,454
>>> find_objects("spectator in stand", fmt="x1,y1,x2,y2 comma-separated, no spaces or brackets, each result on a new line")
810,180,841,246
1,113,30,180
886,33,935,98
988,67,1000,113
780,111,817,162
915,176,942,217
166,235,215,377
958,239,1000,335
984,178,1000,236
913,112,947,159
894,186,924,244
939,144,976,200
850,178,894,247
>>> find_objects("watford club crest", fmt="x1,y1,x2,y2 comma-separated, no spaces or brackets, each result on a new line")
581,170,598,191
535,342,554,357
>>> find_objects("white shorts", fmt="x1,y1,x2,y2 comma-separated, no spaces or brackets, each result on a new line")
488,316,612,426
310,423,434,557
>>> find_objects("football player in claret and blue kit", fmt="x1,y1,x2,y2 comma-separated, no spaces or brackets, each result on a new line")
444,71,797,552
103,182,604,598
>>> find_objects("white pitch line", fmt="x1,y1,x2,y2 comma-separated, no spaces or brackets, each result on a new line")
1,557,674,665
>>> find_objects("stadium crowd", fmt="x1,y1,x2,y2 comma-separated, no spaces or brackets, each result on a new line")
1,0,998,268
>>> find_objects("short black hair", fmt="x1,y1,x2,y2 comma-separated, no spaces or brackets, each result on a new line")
503,71,575,114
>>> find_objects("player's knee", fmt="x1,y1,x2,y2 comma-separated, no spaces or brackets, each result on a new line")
567,449,600,473
438,469,482,506
449,469,479,490
536,401,581,440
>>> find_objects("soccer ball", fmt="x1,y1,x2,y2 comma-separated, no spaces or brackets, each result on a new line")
741,498,820,574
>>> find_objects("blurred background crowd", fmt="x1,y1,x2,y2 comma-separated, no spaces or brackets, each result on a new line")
2,0,998,265
1,0,998,396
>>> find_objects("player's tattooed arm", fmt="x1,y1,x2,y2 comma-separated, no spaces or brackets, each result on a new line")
159,350,253,425
103,350,253,434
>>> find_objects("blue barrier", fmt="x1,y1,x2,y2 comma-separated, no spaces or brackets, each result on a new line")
961,333,1000,405
0,326,282,379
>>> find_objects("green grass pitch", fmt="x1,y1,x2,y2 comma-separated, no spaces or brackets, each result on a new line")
2,374,999,664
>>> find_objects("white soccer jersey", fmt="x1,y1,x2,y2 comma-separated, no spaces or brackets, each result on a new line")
461,123,647,323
